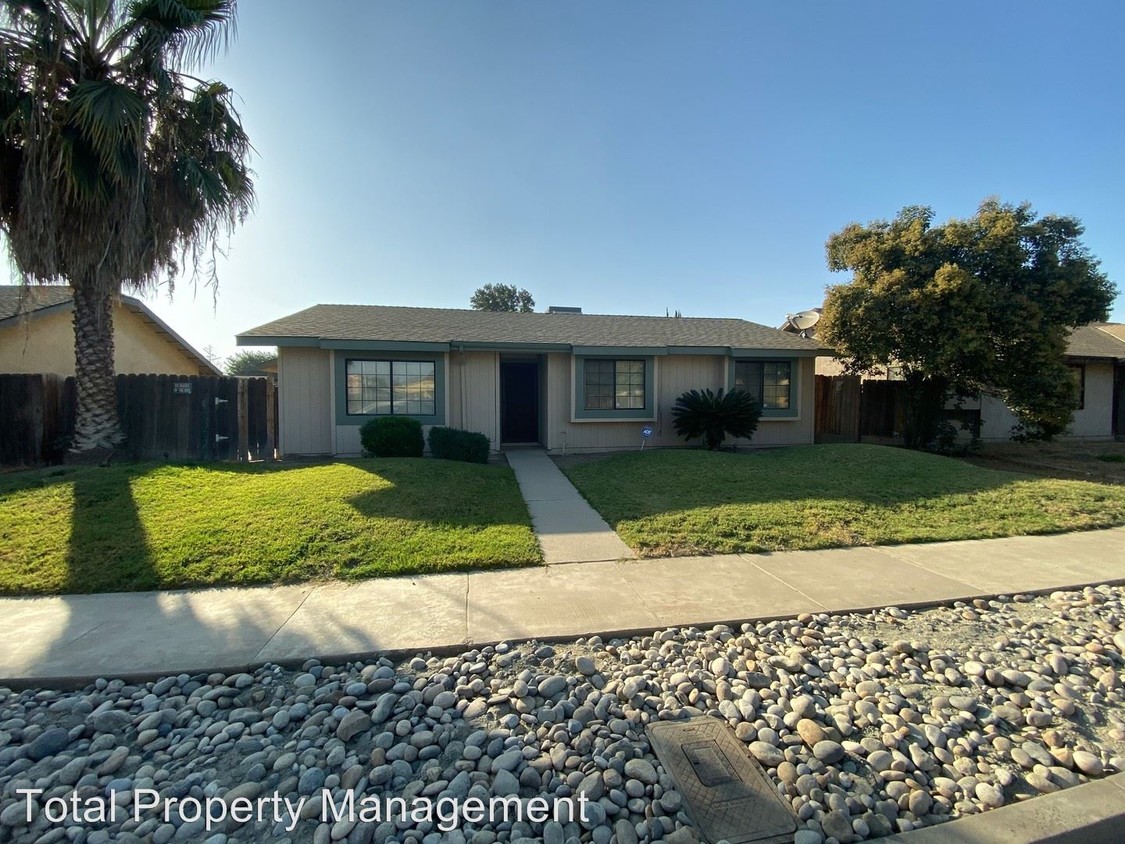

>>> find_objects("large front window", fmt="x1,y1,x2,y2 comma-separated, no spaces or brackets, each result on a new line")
584,359,646,410
735,360,792,410
346,360,435,416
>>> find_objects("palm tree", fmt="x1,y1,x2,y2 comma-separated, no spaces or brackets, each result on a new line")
0,0,253,453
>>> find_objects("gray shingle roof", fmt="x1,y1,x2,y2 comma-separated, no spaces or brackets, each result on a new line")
0,285,73,320
238,304,828,352
1067,324,1125,360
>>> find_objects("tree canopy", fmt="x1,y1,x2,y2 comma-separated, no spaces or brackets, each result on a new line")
470,283,535,313
0,0,254,451
821,199,1117,444
225,349,276,376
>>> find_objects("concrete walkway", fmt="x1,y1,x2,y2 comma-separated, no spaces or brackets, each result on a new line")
3,526,1124,685
504,449,634,564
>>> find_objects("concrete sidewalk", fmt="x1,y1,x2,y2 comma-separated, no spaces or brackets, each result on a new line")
505,449,634,564
3,526,1124,685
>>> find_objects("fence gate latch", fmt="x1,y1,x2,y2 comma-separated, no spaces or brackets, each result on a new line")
214,397,229,406
215,434,230,443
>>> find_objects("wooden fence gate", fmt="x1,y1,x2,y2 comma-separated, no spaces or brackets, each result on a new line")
0,373,276,466
814,375,860,443
814,375,906,443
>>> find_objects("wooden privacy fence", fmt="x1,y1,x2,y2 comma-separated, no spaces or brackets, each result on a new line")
0,373,276,466
814,375,906,443
814,374,860,442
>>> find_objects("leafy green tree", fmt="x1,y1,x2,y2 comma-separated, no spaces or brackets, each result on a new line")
470,283,535,313
822,200,1116,446
225,349,276,376
0,0,254,453
672,388,761,450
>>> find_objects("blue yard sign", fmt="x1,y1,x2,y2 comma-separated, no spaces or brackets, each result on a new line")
641,425,653,449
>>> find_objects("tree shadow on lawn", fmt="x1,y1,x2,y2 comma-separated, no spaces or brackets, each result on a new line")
64,463,160,593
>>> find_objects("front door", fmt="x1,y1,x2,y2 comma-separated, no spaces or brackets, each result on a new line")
501,361,539,444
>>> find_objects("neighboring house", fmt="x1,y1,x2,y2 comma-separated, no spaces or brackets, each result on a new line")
236,304,827,457
786,303,1125,440
970,323,1125,441
0,285,220,377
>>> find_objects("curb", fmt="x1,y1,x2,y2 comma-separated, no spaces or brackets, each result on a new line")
884,772,1125,843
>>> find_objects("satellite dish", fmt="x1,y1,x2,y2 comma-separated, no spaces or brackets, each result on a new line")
786,310,821,331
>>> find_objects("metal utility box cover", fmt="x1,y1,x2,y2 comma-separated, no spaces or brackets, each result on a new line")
646,717,797,844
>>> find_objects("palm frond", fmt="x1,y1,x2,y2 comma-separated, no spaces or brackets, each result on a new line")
117,0,233,70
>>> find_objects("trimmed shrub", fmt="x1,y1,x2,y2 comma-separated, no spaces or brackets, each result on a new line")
428,426,490,464
671,387,762,450
360,417,424,458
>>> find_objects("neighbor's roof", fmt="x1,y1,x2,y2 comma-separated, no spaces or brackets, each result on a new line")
1067,323,1125,360
0,285,222,375
237,304,828,354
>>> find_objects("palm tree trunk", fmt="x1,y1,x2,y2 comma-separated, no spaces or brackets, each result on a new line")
70,283,123,452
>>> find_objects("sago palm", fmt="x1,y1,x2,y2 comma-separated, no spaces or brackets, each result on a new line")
0,0,253,452
671,387,762,450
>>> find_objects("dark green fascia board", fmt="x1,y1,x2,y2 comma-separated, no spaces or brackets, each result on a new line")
664,346,732,356
321,339,450,352
453,341,572,353
235,335,319,347
729,347,822,358
571,345,668,356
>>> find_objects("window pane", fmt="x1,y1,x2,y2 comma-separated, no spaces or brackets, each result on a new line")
762,361,791,410
585,360,615,409
735,362,763,403
348,360,434,416
614,360,645,409
1069,365,1084,410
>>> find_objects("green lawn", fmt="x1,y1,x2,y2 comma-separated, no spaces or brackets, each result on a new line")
0,460,541,595
561,444,1125,557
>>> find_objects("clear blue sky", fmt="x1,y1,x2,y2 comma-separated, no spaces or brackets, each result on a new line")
54,2,1125,360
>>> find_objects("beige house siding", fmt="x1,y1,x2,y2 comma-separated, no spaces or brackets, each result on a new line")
453,351,501,448
0,302,202,375
731,356,816,447
278,346,332,456
542,353,815,452
276,348,819,456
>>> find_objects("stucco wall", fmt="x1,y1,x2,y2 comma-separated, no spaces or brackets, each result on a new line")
277,346,332,456
0,303,202,375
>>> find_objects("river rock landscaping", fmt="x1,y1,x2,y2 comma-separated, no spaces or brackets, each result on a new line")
1,585,1123,844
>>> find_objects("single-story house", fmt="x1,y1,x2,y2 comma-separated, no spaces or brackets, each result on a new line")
0,285,221,377
783,305,1125,440
969,323,1125,441
236,304,827,456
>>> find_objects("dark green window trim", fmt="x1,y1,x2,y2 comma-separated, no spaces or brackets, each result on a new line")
730,358,799,419
573,356,655,421
334,352,446,426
